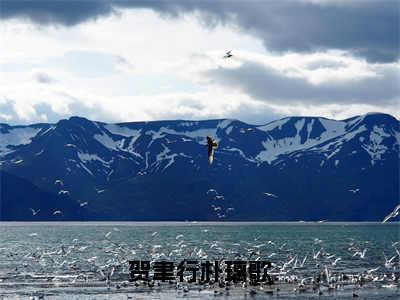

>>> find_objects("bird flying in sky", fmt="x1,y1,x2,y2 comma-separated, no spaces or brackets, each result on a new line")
207,136,218,164
223,50,233,58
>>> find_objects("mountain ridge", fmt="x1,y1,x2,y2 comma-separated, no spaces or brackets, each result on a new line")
1,111,396,127
0,112,398,221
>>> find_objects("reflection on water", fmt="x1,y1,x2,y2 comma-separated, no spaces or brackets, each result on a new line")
0,222,399,299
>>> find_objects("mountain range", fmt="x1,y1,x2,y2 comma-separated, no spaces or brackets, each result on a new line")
0,112,398,221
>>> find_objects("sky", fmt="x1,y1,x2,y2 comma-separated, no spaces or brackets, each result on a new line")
0,0,399,125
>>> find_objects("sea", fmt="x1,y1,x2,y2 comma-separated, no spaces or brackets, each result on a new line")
0,222,399,299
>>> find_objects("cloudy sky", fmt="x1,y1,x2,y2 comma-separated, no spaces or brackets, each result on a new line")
0,0,399,125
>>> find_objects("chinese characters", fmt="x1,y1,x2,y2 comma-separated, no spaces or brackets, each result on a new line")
129,259,273,285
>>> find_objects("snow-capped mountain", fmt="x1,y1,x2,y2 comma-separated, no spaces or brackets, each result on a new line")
1,113,398,221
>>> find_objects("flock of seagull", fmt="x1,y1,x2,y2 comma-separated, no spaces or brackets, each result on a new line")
207,189,235,219
1,225,399,299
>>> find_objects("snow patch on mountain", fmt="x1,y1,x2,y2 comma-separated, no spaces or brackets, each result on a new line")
306,119,315,139
225,126,234,135
256,125,305,163
361,125,390,165
94,132,123,151
155,144,178,171
0,127,41,156
38,126,55,136
78,152,109,165
104,124,141,138
225,147,256,163
218,119,233,129
346,115,365,130
319,118,346,137
317,125,368,160
256,118,346,163
258,118,289,132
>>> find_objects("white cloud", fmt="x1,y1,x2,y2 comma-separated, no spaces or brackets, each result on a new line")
0,9,398,125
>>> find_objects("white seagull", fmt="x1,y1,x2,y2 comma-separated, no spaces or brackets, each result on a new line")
332,257,341,266
384,253,397,269
263,192,278,198
353,248,367,259
382,204,400,223
30,208,40,216
54,179,64,186
176,234,184,240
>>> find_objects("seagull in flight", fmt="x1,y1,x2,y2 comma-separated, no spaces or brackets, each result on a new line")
263,192,278,198
223,50,233,59
30,208,40,216
366,266,380,274
382,204,400,223
352,248,367,259
54,179,64,186
207,189,217,195
207,136,218,164
349,188,360,193
383,253,397,269
331,257,341,266
313,249,321,260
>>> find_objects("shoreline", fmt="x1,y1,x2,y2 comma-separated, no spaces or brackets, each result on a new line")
1,280,399,299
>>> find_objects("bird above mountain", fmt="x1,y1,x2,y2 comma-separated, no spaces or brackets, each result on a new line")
263,192,278,198
30,208,40,216
223,50,233,58
206,136,218,164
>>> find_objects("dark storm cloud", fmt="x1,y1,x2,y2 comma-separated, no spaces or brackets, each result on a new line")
1,0,398,62
0,0,114,26
205,60,400,105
